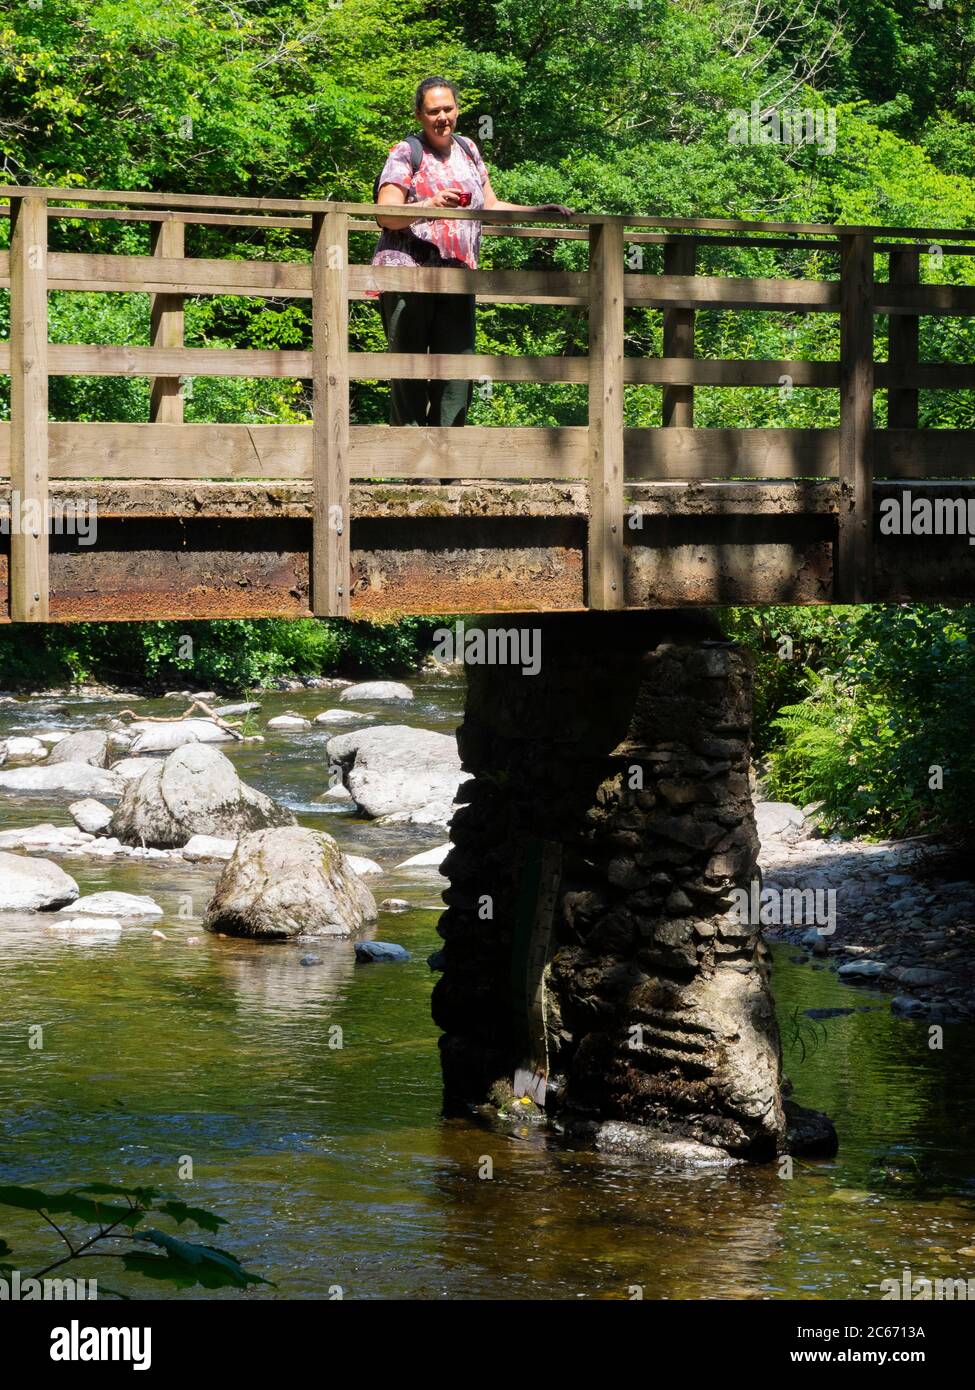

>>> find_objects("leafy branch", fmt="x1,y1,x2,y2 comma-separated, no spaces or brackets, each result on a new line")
0,1184,272,1296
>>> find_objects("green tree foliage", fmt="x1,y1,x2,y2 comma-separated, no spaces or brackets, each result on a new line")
727,606,975,842
0,617,448,691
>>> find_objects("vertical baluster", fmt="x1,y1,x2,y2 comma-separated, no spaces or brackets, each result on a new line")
887,247,919,430
662,238,696,427
9,194,49,622
311,210,350,617
150,217,185,423
587,220,625,609
838,232,875,603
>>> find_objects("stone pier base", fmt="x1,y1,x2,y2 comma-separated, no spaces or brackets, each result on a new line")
431,612,835,1162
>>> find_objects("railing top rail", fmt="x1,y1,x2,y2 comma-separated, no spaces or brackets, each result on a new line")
2,185,975,245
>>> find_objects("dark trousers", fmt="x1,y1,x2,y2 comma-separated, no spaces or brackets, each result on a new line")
379,291,476,426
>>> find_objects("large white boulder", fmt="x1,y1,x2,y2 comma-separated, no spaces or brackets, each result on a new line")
111,743,296,848
126,719,235,754
47,730,118,768
338,681,414,703
0,763,124,797
0,851,79,911
314,709,362,725
326,725,468,827
69,799,114,835
3,735,48,762
267,715,311,731
204,827,376,939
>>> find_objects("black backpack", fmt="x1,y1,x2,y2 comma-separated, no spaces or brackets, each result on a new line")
372,133,478,203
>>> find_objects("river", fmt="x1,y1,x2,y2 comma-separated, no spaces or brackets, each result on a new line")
1,679,973,1299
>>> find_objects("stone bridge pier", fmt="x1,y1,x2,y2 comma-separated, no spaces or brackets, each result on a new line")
432,612,835,1163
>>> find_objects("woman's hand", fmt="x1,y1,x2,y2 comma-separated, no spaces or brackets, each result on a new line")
533,203,574,217
423,188,463,209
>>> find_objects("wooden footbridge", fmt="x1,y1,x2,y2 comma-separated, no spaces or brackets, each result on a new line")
1,185,974,622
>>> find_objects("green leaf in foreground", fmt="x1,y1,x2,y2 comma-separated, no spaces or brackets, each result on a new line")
156,1201,227,1233
0,1184,139,1226
123,1230,272,1290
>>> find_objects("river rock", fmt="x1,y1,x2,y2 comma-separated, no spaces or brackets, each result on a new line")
380,898,410,913
111,757,165,782
63,891,163,918
203,827,376,939
46,917,123,941
314,709,362,725
47,730,115,768
0,763,124,796
112,744,296,849
339,681,414,703
214,702,260,717
322,783,353,802
182,834,237,862
355,941,411,963
754,801,806,845
0,823,92,853
326,725,468,827
69,799,114,834
837,959,887,980
0,852,79,911
36,731,70,746
126,719,234,754
889,965,953,988
267,714,311,730
3,735,47,761
396,843,451,870
580,1121,740,1167
891,995,930,1019
345,854,383,877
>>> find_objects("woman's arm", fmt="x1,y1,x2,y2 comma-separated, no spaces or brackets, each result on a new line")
375,181,464,230
482,177,573,217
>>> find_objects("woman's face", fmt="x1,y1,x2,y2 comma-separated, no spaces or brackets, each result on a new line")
417,86,459,149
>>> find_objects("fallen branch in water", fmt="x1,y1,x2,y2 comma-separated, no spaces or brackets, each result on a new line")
116,700,247,742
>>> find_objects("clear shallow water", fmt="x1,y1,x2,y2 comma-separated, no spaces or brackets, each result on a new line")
0,681,974,1300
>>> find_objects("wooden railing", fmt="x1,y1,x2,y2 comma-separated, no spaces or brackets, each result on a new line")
2,185,975,621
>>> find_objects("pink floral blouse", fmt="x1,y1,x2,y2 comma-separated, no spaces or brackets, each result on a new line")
371,136,490,275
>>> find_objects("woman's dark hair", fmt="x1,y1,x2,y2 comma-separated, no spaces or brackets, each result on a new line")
415,77,459,112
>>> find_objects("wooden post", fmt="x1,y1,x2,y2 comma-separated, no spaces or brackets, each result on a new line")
662,238,695,426
887,247,919,430
838,232,875,603
149,218,185,423
311,210,350,616
9,194,49,622
587,220,625,609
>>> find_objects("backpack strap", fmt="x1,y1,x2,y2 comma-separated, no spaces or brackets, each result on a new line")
373,133,477,202
452,134,478,170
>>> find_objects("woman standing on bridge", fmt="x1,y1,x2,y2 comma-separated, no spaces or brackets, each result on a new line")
372,77,573,428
